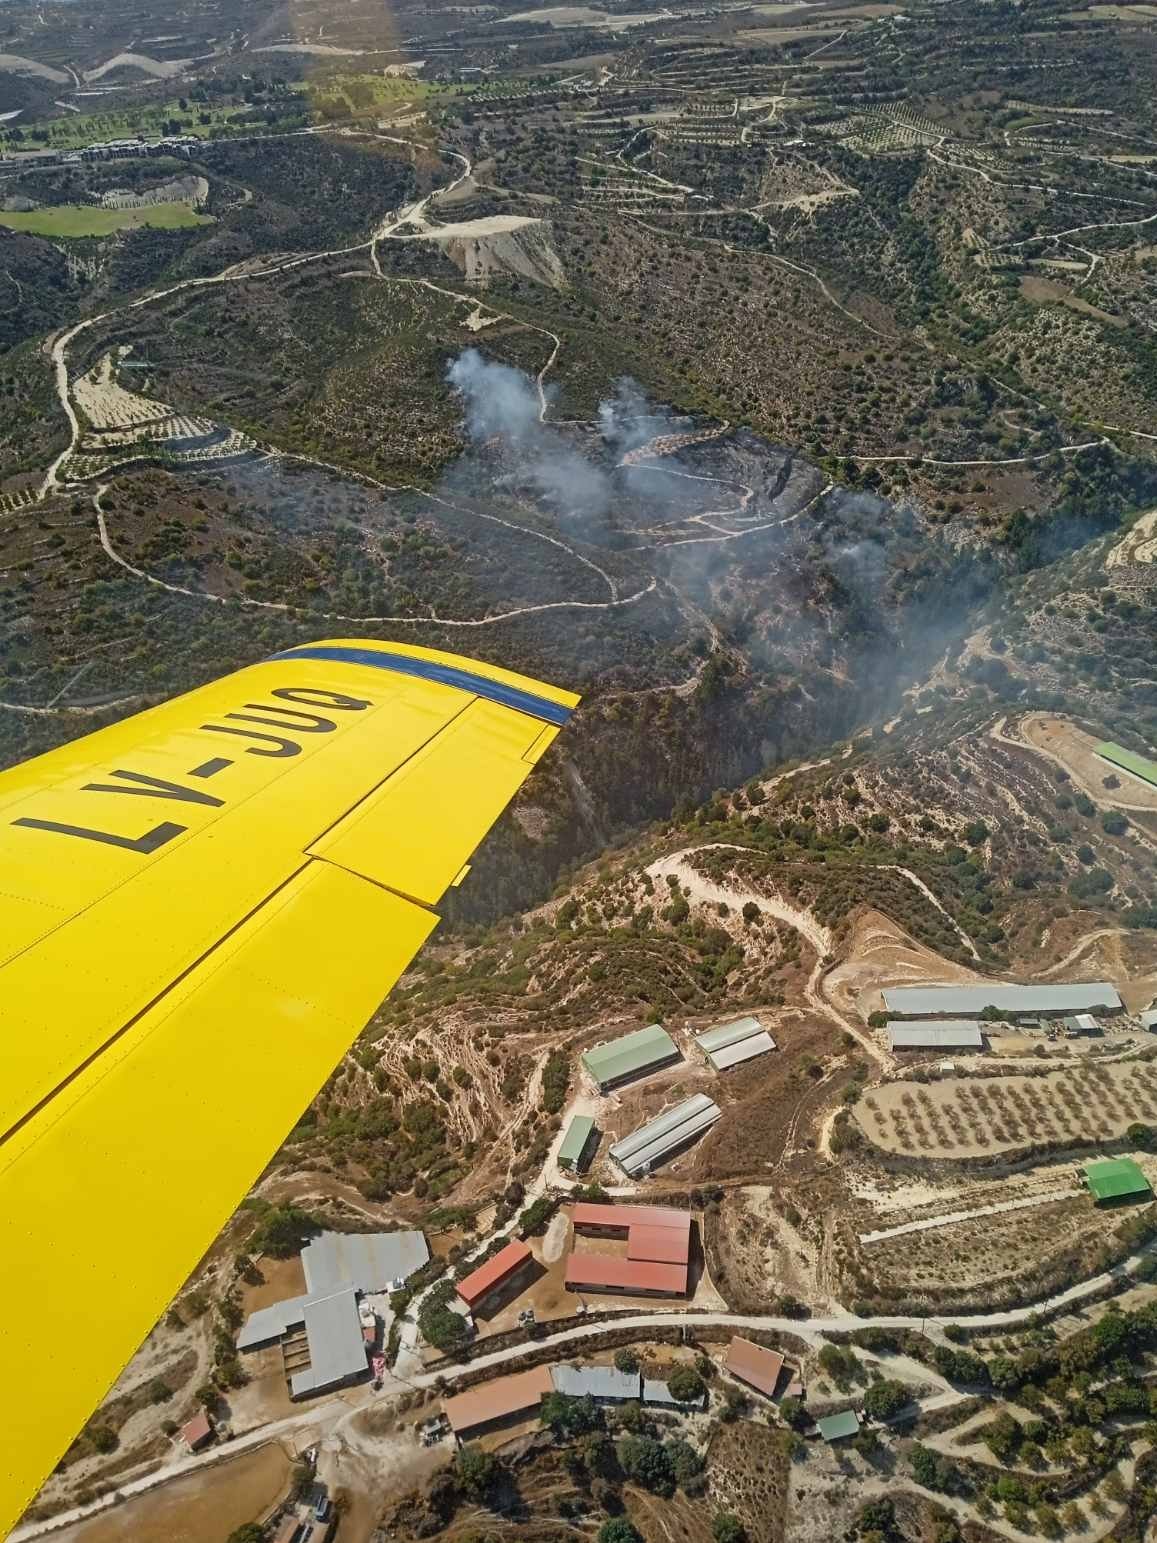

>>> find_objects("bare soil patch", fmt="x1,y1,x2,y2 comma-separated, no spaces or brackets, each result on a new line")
52,1443,292,1543
1017,714,1157,813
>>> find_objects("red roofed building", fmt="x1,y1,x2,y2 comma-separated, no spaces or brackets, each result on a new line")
179,1409,214,1452
724,1337,786,1398
456,1239,534,1311
571,1203,691,1240
565,1253,688,1297
627,1224,690,1264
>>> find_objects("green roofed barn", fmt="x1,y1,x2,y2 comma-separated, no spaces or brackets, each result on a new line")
1084,1158,1152,1205
581,1023,680,1092
815,1410,860,1442
558,1115,596,1172
1096,741,1157,792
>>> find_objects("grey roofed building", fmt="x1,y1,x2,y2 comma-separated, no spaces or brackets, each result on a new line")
695,1016,777,1071
301,1229,429,1296
1142,1010,1157,1032
237,1286,370,1399
609,1093,722,1177
708,1031,777,1070
552,1364,642,1402
882,983,1122,1018
643,1377,707,1410
887,1021,983,1050
289,1288,370,1398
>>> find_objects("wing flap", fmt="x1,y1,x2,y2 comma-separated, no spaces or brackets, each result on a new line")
306,699,558,904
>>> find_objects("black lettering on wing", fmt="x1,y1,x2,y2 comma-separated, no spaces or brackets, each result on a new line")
81,769,225,807
12,817,186,853
230,705,337,734
201,724,301,758
271,687,371,711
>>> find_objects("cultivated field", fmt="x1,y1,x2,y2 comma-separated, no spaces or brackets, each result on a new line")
856,1057,1157,1156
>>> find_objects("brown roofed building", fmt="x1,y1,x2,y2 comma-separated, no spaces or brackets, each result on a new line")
571,1203,691,1239
179,1409,214,1452
565,1253,688,1297
627,1224,690,1264
443,1365,554,1440
724,1337,785,1399
456,1239,534,1312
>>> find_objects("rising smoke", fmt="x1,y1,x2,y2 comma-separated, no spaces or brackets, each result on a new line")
445,348,687,533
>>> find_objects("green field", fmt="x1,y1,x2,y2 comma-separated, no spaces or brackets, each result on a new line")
0,202,213,236
0,99,255,155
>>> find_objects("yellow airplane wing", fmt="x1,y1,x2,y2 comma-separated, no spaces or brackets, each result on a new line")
0,640,578,1536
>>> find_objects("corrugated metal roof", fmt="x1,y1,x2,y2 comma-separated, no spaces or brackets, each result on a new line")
552,1364,641,1400
883,983,1121,1015
1096,741,1157,790
581,1023,679,1086
887,1021,983,1049
571,1202,691,1234
565,1254,688,1294
443,1365,554,1434
238,1294,310,1351
816,1410,860,1441
1084,1158,1152,1202
609,1095,721,1177
724,1336,785,1396
708,1031,777,1070
696,1016,764,1053
643,1378,705,1408
289,1288,369,1397
627,1224,691,1264
558,1115,596,1168
301,1229,428,1296
456,1239,533,1308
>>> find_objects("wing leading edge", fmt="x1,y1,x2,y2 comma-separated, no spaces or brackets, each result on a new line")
0,640,578,1537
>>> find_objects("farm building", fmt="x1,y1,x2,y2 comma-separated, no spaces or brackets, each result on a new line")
552,1364,641,1402
237,1286,371,1399
565,1253,688,1297
886,1021,983,1051
572,1202,692,1240
1062,1014,1101,1037
180,1410,214,1452
558,1115,597,1172
816,1410,860,1443
1142,1010,1157,1033
581,1023,680,1091
443,1365,554,1440
456,1239,535,1311
609,1093,722,1177
883,983,1122,1018
572,1203,692,1263
1084,1158,1152,1205
724,1337,785,1399
643,1377,708,1411
695,1015,777,1070
301,1229,428,1295
1096,741,1157,790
